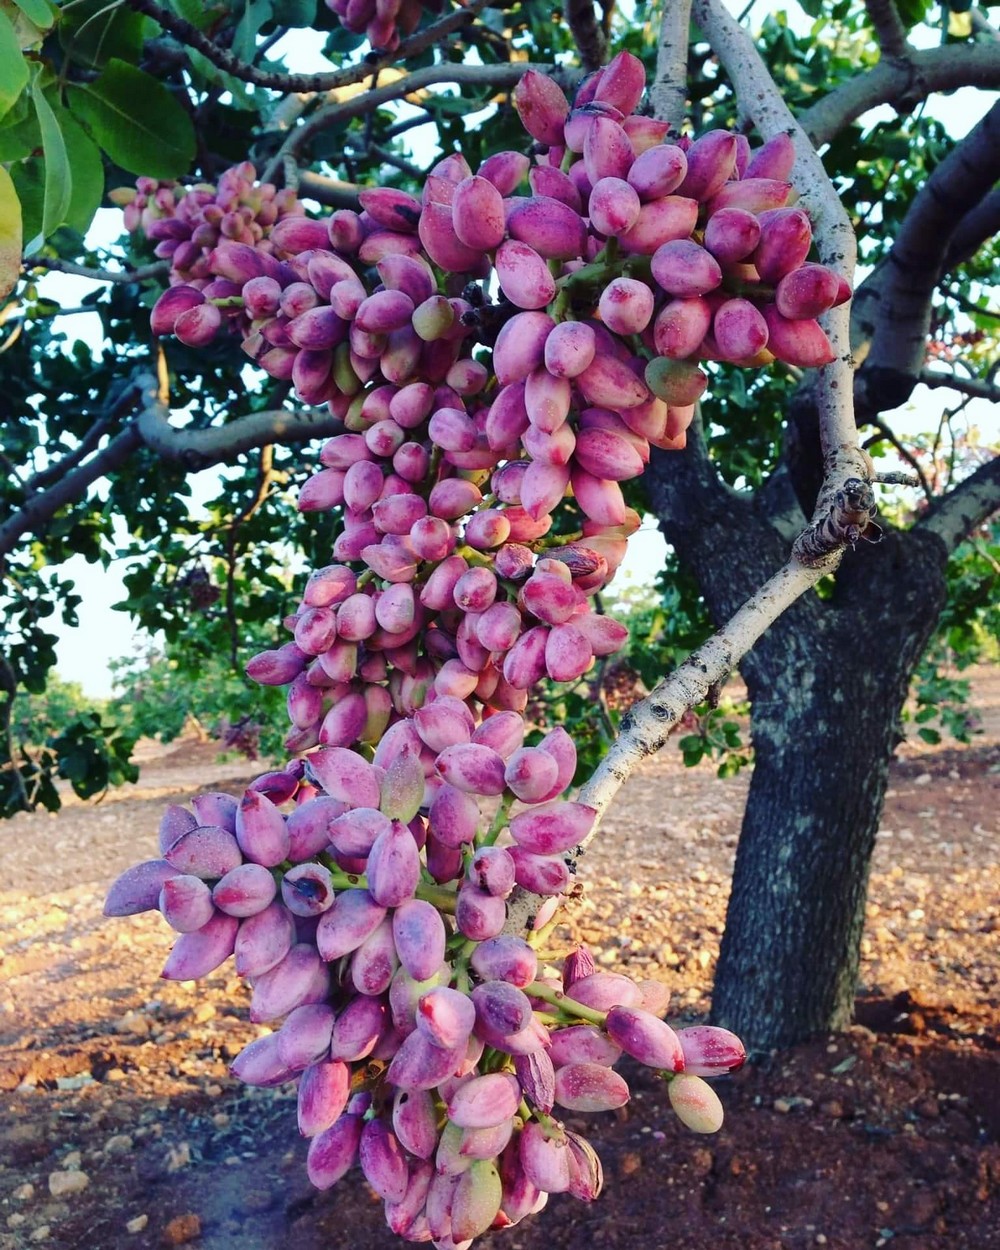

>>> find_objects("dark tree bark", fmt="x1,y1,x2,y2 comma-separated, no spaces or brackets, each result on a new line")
711,529,949,1050
645,443,953,1052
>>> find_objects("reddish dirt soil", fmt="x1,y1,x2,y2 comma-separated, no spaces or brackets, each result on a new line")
0,670,997,1250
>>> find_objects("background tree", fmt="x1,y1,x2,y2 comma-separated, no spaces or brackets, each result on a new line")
0,0,998,1051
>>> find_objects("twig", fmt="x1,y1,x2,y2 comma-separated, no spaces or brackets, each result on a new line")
920,368,1000,403
263,62,578,179
125,0,493,95
689,0,865,549
223,446,277,670
873,471,922,487
296,172,363,210
503,552,844,935
863,417,933,500
652,0,692,133
22,257,169,285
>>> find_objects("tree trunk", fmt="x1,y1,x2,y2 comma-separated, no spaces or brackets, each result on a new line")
710,530,950,1050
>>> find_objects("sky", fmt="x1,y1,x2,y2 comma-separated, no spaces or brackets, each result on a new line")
25,1,999,698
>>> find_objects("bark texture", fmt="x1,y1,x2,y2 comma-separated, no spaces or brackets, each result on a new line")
645,445,952,1051
712,529,949,1050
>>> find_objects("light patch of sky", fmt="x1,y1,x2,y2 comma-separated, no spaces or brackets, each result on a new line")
33,2,998,696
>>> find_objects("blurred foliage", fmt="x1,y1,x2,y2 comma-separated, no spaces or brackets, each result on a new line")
0,0,997,811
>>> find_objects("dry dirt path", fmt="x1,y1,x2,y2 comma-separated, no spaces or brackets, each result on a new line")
0,672,997,1250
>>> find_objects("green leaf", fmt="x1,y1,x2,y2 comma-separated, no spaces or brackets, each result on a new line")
187,47,256,109
272,0,315,24
233,0,273,63
58,0,149,68
10,155,45,250
0,162,22,299
0,10,29,121
0,89,40,160
67,59,195,179
917,727,941,745
10,0,56,27
28,74,72,248
168,0,226,28
59,107,103,234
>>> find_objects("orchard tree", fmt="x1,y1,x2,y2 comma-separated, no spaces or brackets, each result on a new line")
1,1,1000,1235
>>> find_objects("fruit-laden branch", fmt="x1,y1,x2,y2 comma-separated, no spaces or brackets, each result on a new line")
852,101,1000,417
918,452,1000,553
652,0,693,133
567,0,608,71
503,542,847,934
800,42,1000,147
689,0,864,548
125,0,494,95
863,0,909,57
262,62,578,180
21,257,169,284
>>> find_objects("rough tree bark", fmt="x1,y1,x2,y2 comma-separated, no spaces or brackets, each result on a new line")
712,530,950,1049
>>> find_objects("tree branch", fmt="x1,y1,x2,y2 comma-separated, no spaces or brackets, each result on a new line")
863,0,909,57
918,453,1000,553
0,421,143,563
22,257,169,285
135,400,344,470
567,0,608,72
264,62,578,177
297,172,363,210
943,188,1000,273
126,0,493,95
862,416,933,501
503,548,841,935
801,43,1000,147
853,101,1000,417
689,0,864,553
652,0,692,134
920,368,1000,403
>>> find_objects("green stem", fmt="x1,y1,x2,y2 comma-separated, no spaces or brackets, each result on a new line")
480,791,515,847
319,859,458,914
522,981,608,1027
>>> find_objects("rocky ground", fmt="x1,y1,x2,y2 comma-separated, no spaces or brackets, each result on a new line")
0,671,997,1250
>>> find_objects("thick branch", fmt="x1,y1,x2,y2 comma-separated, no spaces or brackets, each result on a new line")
943,188,1000,273
918,453,1000,552
135,404,344,470
567,0,608,72
863,0,909,57
853,101,1000,416
801,43,1000,147
652,0,692,133
126,0,492,95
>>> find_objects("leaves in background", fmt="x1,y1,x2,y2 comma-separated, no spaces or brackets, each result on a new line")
67,59,196,178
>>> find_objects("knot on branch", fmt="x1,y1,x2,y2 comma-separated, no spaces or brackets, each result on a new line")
793,477,882,565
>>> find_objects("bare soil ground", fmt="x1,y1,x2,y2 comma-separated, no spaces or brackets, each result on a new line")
0,671,997,1250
